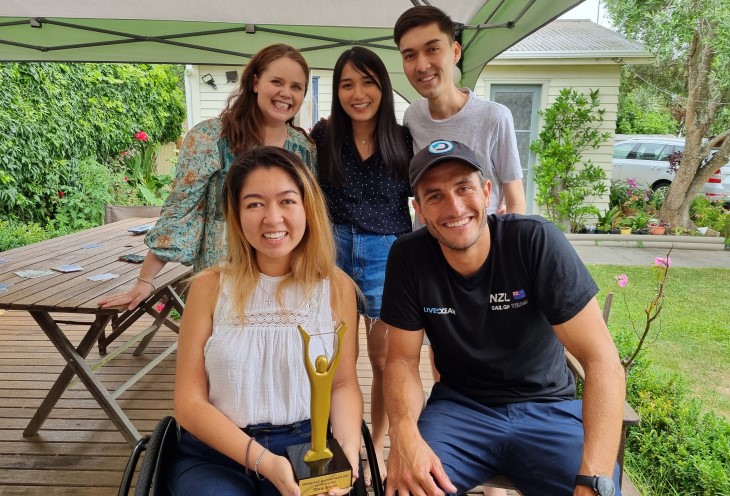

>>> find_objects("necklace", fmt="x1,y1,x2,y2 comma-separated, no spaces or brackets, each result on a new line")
353,130,373,146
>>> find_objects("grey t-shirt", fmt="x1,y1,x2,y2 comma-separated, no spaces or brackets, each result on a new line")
404,89,523,214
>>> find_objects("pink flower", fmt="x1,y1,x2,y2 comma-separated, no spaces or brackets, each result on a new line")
655,257,672,268
134,131,149,142
124,176,129,182
627,178,639,189
616,274,628,287
121,150,127,156
154,303,165,312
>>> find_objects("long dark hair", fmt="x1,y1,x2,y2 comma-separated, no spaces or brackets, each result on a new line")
320,46,410,185
220,44,312,155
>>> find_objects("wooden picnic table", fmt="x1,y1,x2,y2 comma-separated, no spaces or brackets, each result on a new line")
0,217,191,445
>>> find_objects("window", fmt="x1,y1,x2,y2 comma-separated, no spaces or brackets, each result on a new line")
634,142,666,160
613,142,635,159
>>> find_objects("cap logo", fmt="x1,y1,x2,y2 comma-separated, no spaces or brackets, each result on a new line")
428,140,454,154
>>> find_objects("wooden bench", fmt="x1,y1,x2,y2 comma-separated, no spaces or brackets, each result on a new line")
482,350,640,493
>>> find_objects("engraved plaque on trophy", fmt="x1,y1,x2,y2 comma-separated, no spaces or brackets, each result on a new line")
285,322,352,496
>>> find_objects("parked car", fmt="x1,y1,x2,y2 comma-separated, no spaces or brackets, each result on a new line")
612,137,730,203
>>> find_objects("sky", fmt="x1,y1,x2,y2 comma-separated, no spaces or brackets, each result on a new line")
560,0,613,28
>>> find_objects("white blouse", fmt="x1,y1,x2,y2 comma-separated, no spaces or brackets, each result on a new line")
205,273,337,427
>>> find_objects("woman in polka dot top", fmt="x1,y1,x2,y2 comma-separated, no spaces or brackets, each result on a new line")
311,46,413,485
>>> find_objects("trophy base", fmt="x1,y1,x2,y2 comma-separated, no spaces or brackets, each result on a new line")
285,439,352,496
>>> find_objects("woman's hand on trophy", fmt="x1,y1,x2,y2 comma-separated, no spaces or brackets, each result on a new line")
263,453,301,496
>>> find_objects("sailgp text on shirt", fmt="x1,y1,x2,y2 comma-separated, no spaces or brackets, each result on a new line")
490,289,529,311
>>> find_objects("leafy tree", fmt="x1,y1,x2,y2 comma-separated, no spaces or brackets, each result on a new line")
616,72,677,134
602,0,730,229
530,88,611,232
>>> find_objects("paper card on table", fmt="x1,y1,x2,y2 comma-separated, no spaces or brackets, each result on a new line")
81,242,102,249
15,270,55,278
51,264,83,273
127,224,153,235
0,283,12,292
87,273,120,282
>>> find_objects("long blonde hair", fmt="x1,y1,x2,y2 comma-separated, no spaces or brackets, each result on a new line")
219,146,341,320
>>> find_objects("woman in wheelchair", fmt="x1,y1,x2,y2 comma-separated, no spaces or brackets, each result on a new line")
170,146,362,496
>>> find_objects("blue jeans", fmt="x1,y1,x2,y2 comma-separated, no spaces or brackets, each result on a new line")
333,224,396,318
168,420,312,496
418,383,622,496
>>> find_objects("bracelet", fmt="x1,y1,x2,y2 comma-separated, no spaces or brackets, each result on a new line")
244,436,255,475
254,447,269,480
137,276,155,289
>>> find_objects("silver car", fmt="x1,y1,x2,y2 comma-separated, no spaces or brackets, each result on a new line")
612,137,730,202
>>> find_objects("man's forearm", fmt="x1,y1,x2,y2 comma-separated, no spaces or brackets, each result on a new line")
384,358,425,439
580,359,626,476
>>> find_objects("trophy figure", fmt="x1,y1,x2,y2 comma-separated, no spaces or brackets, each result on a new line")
285,322,352,496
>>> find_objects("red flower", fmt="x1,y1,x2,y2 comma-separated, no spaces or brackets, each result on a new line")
58,191,64,198
134,131,149,142
124,177,129,182
121,151,127,156
154,303,165,312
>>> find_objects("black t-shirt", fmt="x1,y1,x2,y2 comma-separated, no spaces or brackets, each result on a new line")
380,214,599,406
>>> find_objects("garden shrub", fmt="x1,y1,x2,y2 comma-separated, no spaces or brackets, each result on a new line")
51,157,138,231
690,197,730,238
613,331,730,495
529,88,610,232
0,62,185,222
0,219,72,252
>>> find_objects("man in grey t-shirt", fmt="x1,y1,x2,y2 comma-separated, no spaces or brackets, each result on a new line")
394,6,526,218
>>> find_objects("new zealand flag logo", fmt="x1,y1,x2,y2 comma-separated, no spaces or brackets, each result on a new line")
512,289,526,300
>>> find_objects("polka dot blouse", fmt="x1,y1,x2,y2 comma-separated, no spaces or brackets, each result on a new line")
311,120,413,235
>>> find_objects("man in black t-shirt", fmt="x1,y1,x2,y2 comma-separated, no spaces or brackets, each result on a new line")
381,140,626,496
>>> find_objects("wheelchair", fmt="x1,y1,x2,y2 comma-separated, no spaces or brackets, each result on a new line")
119,417,384,496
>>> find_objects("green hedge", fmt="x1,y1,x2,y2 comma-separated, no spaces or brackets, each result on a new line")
0,63,185,222
614,331,730,495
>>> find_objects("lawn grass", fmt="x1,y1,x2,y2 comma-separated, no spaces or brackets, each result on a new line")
587,264,730,420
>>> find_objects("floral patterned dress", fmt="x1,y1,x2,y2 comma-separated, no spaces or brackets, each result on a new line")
145,118,316,273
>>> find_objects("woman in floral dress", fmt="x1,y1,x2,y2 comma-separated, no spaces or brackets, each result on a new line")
100,44,316,310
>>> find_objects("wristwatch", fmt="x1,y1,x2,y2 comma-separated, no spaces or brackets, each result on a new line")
574,475,615,496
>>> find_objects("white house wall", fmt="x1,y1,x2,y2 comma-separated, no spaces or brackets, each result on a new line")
478,63,620,214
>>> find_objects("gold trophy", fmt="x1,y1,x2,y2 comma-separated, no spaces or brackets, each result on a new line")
285,322,352,496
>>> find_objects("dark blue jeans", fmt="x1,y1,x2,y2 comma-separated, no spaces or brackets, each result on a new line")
167,420,312,496
418,383,622,496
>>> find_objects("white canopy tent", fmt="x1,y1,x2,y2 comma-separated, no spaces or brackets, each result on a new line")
0,0,584,101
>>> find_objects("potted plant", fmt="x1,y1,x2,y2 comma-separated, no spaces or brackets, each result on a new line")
595,206,621,234
619,216,634,235
631,211,651,234
647,219,669,235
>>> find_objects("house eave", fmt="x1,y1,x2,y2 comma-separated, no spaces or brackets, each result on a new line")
491,52,655,66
